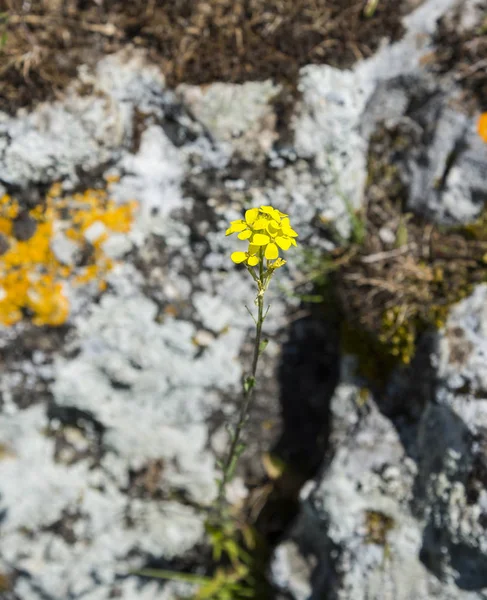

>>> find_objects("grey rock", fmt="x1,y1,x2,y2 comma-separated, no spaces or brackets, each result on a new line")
51,231,80,265
193,292,236,332
293,66,368,240
2,0,486,598
178,80,280,161
414,285,487,590
271,2,487,592
271,356,487,599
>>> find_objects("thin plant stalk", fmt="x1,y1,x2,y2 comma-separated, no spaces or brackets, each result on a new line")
216,250,266,516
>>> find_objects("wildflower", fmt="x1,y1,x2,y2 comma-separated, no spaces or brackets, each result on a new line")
218,205,298,520
478,113,487,143
226,205,298,264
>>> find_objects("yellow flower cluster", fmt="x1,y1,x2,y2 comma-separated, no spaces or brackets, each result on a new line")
0,181,137,327
226,206,298,267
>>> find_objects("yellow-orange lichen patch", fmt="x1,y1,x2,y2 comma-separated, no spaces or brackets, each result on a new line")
0,184,137,327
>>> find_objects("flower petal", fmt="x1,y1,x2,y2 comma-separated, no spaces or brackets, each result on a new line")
266,220,280,235
271,209,282,222
281,221,298,237
252,233,271,246
245,208,259,225
231,251,247,264
247,255,259,266
225,221,246,235
260,205,274,215
275,236,291,250
265,242,279,260
252,218,268,230
238,229,252,240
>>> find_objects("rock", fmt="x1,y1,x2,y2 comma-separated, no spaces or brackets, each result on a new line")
193,292,235,332
115,125,186,243
51,231,80,265
193,329,215,348
83,221,107,244
177,80,279,161
12,211,37,241
1,0,485,598
399,91,487,224
101,233,133,259
271,285,487,600
0,233,9,255
293,65,368,240
0,49,169,191
414,284,487,590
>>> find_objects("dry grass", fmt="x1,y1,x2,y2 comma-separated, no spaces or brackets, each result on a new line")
333,123,487,365
432,3,487,111
0,0,409,114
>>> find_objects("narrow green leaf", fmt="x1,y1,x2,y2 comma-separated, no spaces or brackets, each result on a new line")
258,338,268,355
244,304,257,325
364,0,380,18
223,539,240,561
134,568,210,585
243,376,255,394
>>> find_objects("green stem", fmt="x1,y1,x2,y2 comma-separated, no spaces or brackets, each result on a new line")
216,252,266,516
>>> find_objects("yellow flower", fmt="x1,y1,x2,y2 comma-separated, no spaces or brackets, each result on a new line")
478,113,487,143
231,248,260,266
226,205,298,264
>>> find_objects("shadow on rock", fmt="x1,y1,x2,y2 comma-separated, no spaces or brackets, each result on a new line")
275,310,340,478
255,309,340,546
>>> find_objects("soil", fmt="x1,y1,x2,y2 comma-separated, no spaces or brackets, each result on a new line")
0,0,412,115
432,3,487,111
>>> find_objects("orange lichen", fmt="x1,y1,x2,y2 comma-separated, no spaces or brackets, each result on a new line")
478,113,487,143
0,184,137,327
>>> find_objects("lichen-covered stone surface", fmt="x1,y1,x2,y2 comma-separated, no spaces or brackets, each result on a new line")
269,1,487,594
1,0,487,598
272,285,487,600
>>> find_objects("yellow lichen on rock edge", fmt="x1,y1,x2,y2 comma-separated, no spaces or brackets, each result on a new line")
0,186,137,327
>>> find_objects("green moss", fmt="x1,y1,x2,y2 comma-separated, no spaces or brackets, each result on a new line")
379,308,416,365
341,321,401,385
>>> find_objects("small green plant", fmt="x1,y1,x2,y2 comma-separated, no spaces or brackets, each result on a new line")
139,205,298,597
216,205,298,512
139,521,266,599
